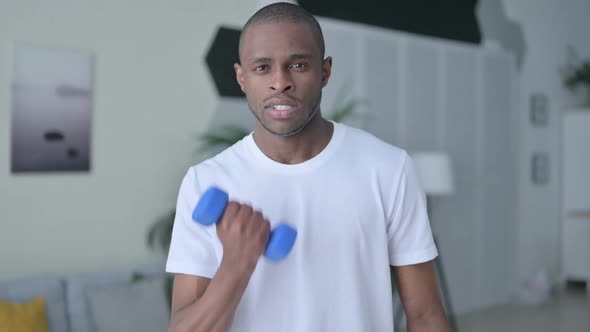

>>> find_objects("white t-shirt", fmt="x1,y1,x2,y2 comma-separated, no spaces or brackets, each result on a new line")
166,121,437,332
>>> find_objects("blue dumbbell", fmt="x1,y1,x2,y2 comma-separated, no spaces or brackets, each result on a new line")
192,186,297,262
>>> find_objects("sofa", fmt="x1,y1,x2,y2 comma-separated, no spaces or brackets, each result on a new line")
0,263,170,332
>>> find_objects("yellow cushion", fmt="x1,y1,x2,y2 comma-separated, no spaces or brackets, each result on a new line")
0,297,49,332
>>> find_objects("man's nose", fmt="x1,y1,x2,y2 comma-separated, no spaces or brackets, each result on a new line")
270,69,294,92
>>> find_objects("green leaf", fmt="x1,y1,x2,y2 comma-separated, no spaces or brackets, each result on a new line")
198,126,250,152
147,210,175,253
327,99,363,122
564,60,590,90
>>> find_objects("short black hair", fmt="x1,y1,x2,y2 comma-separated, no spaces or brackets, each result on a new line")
238,2,325,62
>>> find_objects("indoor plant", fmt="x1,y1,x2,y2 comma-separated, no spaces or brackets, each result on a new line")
563,59,590,106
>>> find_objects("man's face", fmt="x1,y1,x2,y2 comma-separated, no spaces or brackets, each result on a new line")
235,22,332,137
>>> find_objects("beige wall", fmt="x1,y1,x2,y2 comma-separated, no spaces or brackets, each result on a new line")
0,0,256,280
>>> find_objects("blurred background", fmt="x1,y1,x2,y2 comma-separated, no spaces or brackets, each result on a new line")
0,0,589,331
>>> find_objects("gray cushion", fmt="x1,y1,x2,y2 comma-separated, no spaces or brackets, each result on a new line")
0,276,68,332
65,264,167,332
86,277,169,332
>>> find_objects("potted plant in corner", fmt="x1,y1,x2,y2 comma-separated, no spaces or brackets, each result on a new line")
563,58,590,107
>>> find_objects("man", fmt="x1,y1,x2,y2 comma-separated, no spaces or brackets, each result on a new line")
166,2,450,331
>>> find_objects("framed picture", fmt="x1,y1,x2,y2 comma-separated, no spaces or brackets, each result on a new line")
530,92,549,127
11,44,94,173
531,152,550,185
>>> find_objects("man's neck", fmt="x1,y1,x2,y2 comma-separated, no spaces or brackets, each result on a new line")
252,115,334,165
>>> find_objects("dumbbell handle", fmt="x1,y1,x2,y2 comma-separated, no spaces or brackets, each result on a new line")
192,186,297,262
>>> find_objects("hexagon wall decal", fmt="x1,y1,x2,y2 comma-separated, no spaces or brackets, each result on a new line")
205,27,244,98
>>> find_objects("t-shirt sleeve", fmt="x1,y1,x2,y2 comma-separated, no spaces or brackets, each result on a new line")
387,153,438,266
165,167,220,278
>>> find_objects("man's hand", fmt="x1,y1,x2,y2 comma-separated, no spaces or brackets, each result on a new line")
168,202,270,332
217,202,271,272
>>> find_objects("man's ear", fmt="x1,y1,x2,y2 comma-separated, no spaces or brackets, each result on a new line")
321,56,332,87
234,63,246,93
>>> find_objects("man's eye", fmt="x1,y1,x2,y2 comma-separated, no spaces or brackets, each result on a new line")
291,63,306,69
254,65,269,71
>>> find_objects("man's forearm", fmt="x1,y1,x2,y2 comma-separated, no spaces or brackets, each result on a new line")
406,311,451,332
168,262,254,332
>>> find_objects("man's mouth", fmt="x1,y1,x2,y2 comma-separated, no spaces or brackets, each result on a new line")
272,105,293,111
268,104,298,119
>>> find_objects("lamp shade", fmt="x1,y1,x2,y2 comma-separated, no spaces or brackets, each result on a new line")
410,152,455,195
